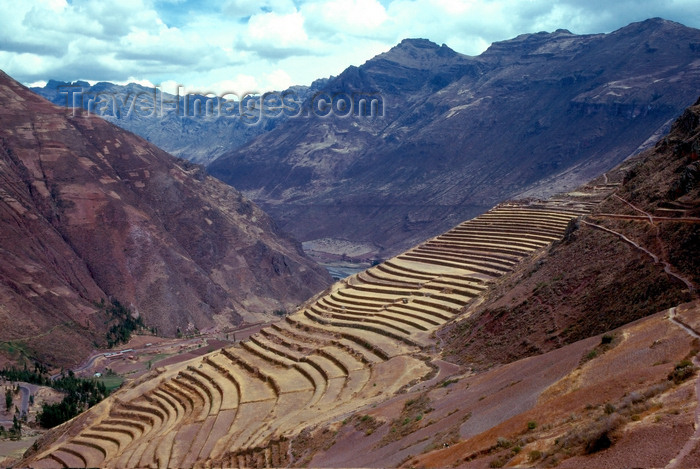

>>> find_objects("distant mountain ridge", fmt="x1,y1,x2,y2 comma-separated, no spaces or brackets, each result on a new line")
208,18,700,260
0,71,331,368
32,78,330,166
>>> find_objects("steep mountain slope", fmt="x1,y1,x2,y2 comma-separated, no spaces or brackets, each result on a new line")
305,302,700,468
31,79,329,166
16,98,700,469
443,96,700,369
208,18,700,260
0,71,331,368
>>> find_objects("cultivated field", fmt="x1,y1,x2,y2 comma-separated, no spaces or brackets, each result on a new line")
21,198,592,468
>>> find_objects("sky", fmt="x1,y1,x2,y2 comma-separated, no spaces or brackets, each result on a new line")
1,0,699,95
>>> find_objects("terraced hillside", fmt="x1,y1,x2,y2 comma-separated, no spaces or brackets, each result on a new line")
21,200,591,468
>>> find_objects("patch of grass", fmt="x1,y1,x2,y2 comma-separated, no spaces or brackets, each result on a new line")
496,437,512,448
351,413,381,436
148,353,172,364
581,333,618,365
379,394,433,446
668,359,697,384
95,374,124,392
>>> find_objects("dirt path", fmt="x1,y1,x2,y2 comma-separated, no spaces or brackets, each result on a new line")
614,194,654,223
580,220,695,294
580,220,659,262
591,214,700,223
666,307,700,469
617,196,696,294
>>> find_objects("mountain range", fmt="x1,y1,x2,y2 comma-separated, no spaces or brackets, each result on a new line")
16,91,700,469
207,18,700,261
0,16,699,469
31,79,329,166
31,19,700,267
0,71,331,368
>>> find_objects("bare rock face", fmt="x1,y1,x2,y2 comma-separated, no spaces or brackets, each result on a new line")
208,18,700,259
0,71,331,367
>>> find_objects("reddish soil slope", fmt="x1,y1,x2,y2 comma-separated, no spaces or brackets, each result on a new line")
0,71,331,368
443,98,700,369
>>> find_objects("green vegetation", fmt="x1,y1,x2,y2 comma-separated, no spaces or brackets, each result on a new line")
351,412,381,437
440,378,459,387
668,359,696,384
38,371,108,428
380,394,433,446
551,380,671,461
1,364,112,430
527,420,537,430
101,299,145,348
496,437,512,448
95,374,124,393
581,333,616,365
0,341,34,363
0,415,22,439
0,362,50,386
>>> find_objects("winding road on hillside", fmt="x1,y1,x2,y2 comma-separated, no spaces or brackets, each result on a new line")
0,382,38,428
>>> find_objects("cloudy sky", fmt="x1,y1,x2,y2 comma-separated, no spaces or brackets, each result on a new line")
1,0,699,95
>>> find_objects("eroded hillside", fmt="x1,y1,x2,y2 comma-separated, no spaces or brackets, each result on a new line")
0,71,331,368
16,98,700,467
9,78,700,469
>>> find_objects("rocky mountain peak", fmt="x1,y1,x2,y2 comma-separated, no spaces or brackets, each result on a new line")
208,19,700,264
371,38,463,69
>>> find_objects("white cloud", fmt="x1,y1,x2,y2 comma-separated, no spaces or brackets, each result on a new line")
0,0,699,91
119,77,156,88
208,75,260,96
249,10,307,45
302,0,388,37
262,69,293,91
